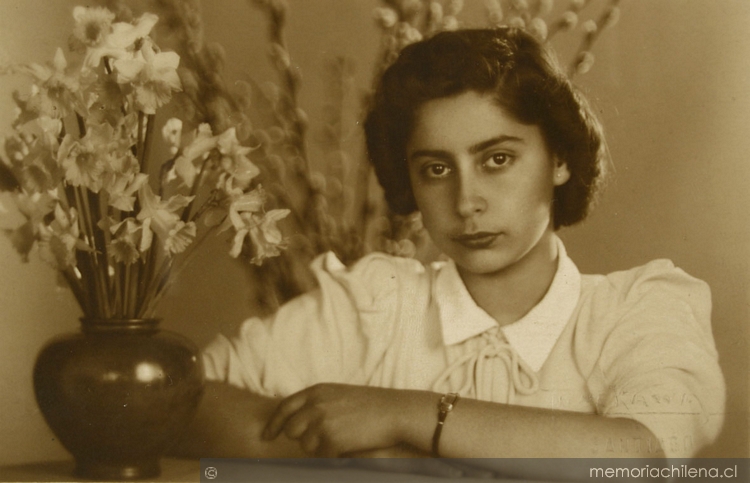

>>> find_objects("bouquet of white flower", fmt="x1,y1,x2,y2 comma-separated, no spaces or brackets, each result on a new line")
0,6,289,320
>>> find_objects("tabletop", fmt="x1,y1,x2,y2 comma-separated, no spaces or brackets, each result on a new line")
3,457,744,482
0,458,543,483
0,458,199,482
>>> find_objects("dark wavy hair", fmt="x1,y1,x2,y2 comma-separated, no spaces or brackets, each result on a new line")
364,28,607,229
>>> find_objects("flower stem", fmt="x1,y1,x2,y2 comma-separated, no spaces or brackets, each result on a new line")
128,259,140,317
76,113,86,138
61,268,87,316
113,262,123,317
138,251,155,315
188,191,218,222
65,183,93,315
89,190,113,317
140,224,217,318
139,114,156,172
137,113,145,168
181,156,212,222
79,188,111,318
123,263,130,317
73,187,105,317
97,190,115,307
138,256,172,318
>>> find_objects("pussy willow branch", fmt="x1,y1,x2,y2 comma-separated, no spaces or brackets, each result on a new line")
156,0,331,262
420,0,437,35
250,0,327,250
319,58,347,225
318,57,371,263
155,0,244,131
567,0,620,76
248,137,308,231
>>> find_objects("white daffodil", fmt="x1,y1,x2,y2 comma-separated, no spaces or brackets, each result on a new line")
114,41,181,114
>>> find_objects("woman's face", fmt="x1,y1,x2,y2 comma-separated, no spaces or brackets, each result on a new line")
406,91,570,277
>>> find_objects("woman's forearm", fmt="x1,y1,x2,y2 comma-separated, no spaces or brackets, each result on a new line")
169,381,306,458
395,391,664,479
172,382,664,480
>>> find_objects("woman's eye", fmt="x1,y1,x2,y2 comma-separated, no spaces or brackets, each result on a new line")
485,153,513,168
423,163,451,178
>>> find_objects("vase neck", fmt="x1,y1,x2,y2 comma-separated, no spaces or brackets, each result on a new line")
80,318,160,334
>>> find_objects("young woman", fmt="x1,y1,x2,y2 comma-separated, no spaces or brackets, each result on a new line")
177,28,725,479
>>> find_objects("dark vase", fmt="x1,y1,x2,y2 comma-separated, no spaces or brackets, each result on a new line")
33,318,204,480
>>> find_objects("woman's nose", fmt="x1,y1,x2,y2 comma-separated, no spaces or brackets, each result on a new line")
455,173,487,217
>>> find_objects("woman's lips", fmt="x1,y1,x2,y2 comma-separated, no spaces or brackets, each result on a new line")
452,232,501,249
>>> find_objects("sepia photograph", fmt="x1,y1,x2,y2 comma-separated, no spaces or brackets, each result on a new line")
0,0,747,481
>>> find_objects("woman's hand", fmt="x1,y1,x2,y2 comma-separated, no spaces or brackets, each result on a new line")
262,383,412,457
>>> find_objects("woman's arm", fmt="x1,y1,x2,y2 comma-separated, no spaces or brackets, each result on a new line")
168,381,490,479
169,381,306,458
397,389,666,480
263,384,665,480
397,390,664,460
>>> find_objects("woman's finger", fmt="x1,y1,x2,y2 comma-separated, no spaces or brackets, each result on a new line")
299,427,321,455
262,391,309,440
282,405,318,440
296,412,339,457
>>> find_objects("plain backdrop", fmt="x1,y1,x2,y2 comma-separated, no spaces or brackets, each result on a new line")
0,0,747,465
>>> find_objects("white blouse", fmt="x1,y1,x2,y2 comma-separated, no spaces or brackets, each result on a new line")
203,238,725,459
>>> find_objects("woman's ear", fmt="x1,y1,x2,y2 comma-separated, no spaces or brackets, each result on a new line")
553,160,571,186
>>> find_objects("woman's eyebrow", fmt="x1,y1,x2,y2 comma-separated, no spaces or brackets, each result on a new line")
408,149,452,161
468,135,524,154
408,135,524,161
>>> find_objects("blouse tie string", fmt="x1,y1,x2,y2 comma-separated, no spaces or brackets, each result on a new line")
432,328,540,404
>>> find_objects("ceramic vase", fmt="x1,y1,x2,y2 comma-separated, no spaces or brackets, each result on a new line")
33,318,204,480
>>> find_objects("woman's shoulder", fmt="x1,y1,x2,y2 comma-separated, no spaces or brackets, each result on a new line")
582,258,711,310
309,251,429,301
576,259,714,345
574,260,724,459
311,250,427,277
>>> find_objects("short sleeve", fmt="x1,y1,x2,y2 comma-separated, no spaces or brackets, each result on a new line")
581,260,725,459
202,251,406,397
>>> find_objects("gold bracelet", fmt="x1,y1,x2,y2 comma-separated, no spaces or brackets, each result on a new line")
432,392,459,457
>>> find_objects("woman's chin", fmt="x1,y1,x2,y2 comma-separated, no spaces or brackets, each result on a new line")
450,250,516,277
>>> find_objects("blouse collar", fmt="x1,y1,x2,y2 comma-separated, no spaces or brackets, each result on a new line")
433,236,582,372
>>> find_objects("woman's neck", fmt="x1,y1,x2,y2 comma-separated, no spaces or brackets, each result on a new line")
457,231,560,327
